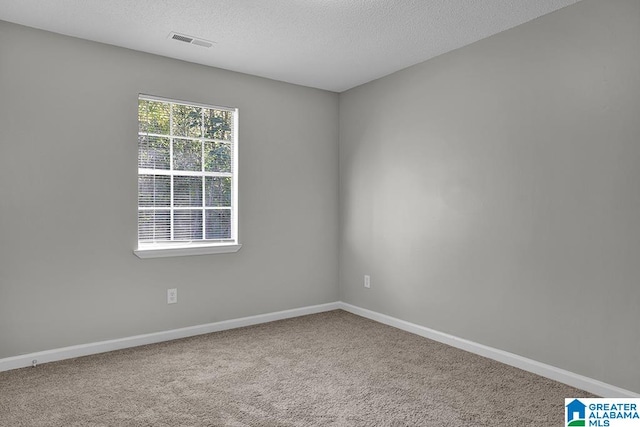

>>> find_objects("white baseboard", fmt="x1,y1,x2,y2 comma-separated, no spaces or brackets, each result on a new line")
0,301,340,373
2,300,637,398
338,302,639,398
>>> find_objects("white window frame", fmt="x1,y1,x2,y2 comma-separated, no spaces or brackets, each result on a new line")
134,94,241,259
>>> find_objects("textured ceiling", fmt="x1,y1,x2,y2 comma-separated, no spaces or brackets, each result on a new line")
0,0,582,92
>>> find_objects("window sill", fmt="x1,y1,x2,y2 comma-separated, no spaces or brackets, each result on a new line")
134,243,242,259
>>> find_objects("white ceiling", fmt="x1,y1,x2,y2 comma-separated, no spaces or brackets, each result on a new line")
0,0,582,92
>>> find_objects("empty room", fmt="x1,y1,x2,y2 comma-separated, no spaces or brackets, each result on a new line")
1,0,639,425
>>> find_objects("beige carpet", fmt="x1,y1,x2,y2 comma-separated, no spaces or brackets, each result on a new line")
0,310,592,426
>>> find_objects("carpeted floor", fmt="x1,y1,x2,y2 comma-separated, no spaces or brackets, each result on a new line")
0,310,592,426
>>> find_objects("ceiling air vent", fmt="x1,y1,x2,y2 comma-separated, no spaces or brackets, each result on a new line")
168,32,214,48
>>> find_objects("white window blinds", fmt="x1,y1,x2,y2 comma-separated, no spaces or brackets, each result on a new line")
137,95,238,248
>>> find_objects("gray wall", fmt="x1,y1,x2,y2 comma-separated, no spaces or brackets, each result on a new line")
339,0,640,393
0,21,339,358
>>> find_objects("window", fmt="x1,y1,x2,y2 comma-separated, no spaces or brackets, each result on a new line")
134,95,240,258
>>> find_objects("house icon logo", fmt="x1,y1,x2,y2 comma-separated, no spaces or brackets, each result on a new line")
566,399,587,426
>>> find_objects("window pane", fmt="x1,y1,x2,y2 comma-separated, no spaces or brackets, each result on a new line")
204,141,232,173
138,175,170,207
174,210,203,240
174,176,202,207
138,210,170,241
138,96,237,247
204,109,233,140
139,100,170,134
173,138,202,171
206,210,231,239
172,104,202,138
138,136,170,169
205,177,231,207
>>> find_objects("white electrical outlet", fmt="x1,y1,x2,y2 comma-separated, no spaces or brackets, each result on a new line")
364,275,371,289
167,288,178,304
